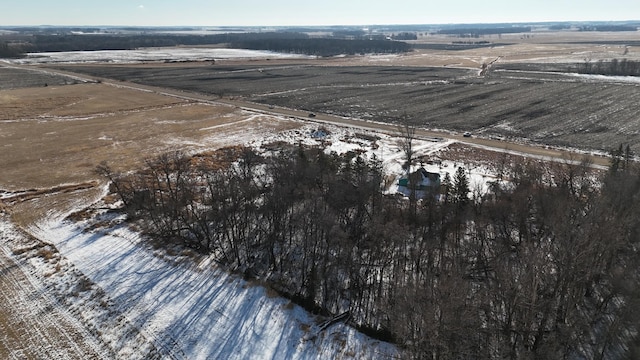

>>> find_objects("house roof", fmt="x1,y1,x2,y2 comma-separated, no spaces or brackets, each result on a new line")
398,167,441,188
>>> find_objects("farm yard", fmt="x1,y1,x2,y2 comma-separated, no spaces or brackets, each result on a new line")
2,29,640,359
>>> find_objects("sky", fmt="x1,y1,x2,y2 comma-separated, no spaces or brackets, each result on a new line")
2,0,640,27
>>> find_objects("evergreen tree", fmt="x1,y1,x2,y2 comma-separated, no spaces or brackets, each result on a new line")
453,166,470,205
441,172,452,203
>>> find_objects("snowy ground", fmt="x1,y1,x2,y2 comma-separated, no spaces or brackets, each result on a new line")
7,48,315,65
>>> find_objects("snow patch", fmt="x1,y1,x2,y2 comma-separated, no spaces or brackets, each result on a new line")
9,48,316,65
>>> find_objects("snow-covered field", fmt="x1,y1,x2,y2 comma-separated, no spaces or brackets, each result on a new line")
8,48,315,65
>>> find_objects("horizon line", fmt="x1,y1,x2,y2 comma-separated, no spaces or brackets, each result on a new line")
2,20,640,29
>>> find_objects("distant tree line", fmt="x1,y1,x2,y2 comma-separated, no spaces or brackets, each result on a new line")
575,58,640,76
437,27,531,36
451,40,491,45
4,32,410,57
413,42,497,51
331,30,367,38
391,32,418,40
26,32,308,52
549,23,573,30
324,29,417,42
579,25,638,32
231,38,411,56
96,143,640,359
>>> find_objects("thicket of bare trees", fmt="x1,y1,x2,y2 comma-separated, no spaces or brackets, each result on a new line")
97,144,640,359
0,41,24,58
576,58,640,77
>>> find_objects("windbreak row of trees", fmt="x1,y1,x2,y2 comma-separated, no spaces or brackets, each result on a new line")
4,32,411,57
231,38,411,56
437,27,531,36
575,58,640,76
579,25,638,32
391,32,418,40
97,145,640,359
26,32,309,52
0,41,25,58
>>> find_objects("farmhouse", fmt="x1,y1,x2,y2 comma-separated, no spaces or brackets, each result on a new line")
397,167,441,198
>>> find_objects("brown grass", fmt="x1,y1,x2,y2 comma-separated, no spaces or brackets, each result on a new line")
0,81,302,227
2,182,99,206
0,83,299,192
36,247,56,261
265,286,280,298
437,142,606,176
299,323,311,333
12,242,47,256
67,208,97,222
190,145,253,171
9,186,105,228
435,142,528,167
